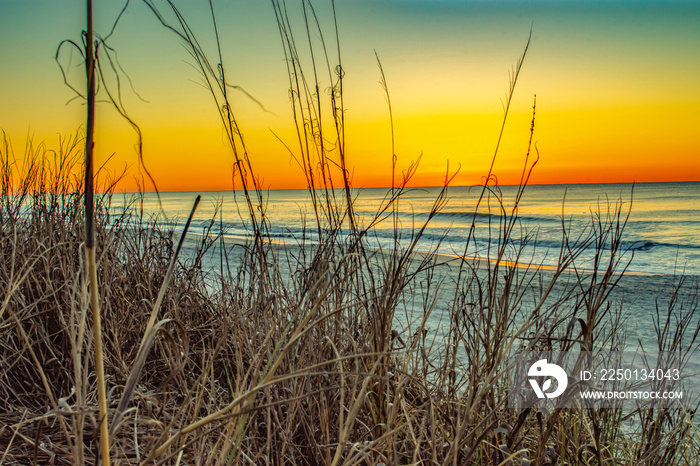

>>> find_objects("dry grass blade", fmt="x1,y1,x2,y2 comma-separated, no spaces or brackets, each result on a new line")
109,318,175,439
140,195,201,348
109,195,199,439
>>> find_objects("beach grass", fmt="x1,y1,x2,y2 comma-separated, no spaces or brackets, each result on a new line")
2,135,698,466
1,1,699,464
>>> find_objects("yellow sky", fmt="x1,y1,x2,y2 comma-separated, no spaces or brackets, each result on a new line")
1,1,699,191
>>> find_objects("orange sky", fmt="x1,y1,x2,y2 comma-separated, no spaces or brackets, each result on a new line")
1,1,699,192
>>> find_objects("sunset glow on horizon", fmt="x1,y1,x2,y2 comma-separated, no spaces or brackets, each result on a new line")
1,0,698,192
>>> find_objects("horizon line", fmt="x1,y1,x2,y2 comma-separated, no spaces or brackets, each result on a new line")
117,179,699,195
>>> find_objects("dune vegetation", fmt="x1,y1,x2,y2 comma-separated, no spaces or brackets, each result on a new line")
1,1,698,464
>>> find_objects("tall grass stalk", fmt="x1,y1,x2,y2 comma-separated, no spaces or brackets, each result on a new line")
83,1,110,464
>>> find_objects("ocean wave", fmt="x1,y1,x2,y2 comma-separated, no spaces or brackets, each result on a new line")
624,240,700,251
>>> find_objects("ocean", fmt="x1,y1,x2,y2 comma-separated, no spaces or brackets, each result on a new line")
119,181,700,348
128,181,700,276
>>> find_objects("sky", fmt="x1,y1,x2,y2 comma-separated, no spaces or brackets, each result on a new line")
0,0,699,192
